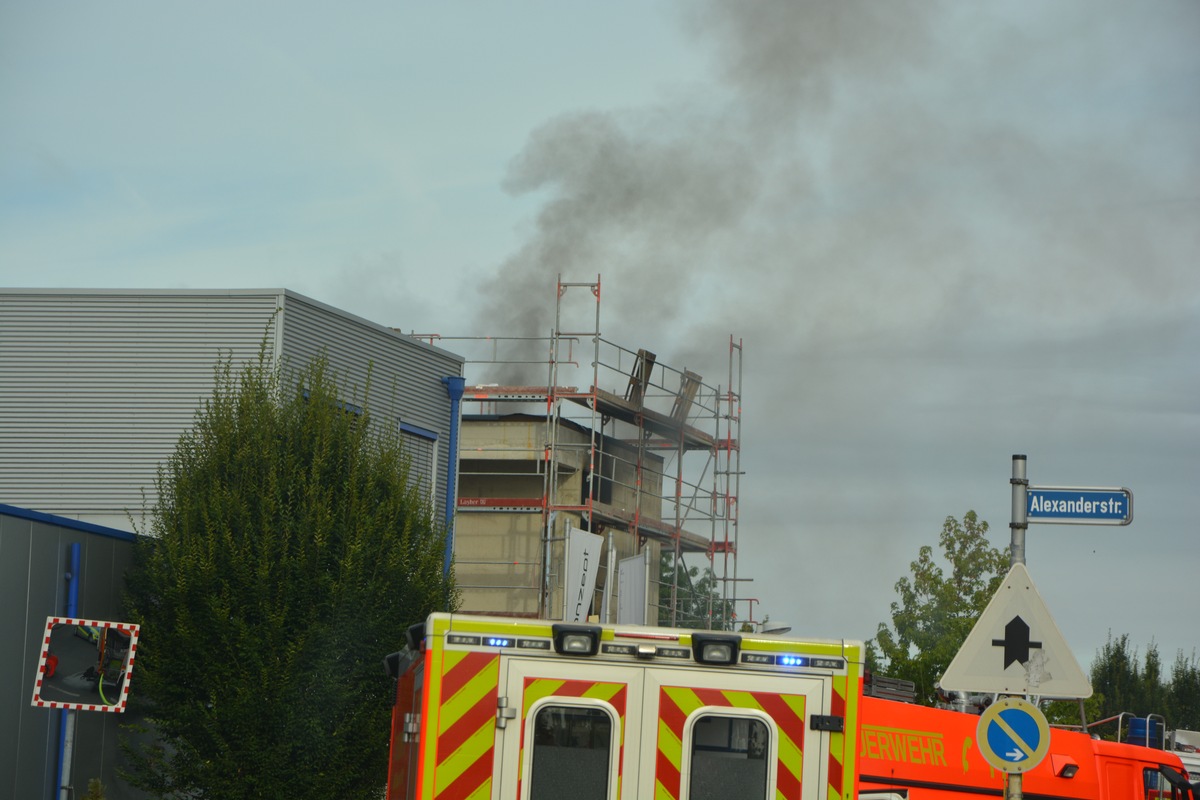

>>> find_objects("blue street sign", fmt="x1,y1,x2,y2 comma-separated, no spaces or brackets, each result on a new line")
1026,486,1132,526
976,697,1050,774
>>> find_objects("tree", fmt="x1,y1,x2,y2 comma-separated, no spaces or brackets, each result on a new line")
658,553,735,630
1167,650,1200,730
872,511,1009,705
1078,635,1200,734
1102,635,1149,733
123,351,455,799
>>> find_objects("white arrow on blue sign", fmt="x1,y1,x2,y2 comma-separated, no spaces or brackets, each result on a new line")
976,697,1051,774
1027,486,1132,526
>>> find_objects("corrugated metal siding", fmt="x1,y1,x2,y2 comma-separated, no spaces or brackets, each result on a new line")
0,289,465,527
277,292,463,508
0,291,283,521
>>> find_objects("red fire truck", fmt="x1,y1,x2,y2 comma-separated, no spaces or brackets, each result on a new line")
858,690,1196,800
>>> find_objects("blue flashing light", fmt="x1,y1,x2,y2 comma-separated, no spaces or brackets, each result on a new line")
779,654,809,668
486,637,513,648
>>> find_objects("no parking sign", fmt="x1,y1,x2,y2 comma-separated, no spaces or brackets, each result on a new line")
975,697,1050,774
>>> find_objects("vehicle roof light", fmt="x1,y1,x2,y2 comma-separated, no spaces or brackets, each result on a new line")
552,623,601,656
691,633,741,666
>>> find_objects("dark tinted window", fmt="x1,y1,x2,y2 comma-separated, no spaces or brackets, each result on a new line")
688,715,770,799
530,705,614,800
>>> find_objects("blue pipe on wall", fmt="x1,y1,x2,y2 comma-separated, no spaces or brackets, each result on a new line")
56,542,81,800
441,376,465,583
66,543,80,616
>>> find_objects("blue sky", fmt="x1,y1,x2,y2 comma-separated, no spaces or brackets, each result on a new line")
3,2,1198,675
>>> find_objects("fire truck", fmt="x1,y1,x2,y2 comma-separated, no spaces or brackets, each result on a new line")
385,612,864,800
858,688,1198,800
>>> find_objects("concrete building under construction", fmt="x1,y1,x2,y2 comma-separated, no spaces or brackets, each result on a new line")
412,277,745,629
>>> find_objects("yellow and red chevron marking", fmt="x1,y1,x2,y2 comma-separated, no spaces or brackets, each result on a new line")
825,679,847,800
517,678,628,798
427,650,500,800
654,685,807,800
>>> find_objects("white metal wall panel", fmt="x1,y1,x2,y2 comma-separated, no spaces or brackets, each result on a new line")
0,290,283,526
276,292,463,507
0,289,464,531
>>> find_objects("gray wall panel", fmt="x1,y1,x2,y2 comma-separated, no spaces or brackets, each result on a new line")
1,289,463,530
0,514,35,800
0,290,284,526
278,292,463,510
0,509,143,800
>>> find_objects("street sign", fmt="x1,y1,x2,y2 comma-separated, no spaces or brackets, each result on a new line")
1026,486,1132,525
940,563,1092,698
976,697,1051,774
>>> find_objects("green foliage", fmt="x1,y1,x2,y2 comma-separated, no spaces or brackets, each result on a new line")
1080,634,1200,735
872,511,1009,705
1042,695,1104,728
1167,650,1200,730
658,553,735,630
864,640,881,674
1091,634,1145,717
123,350,455,800
83,778,106,800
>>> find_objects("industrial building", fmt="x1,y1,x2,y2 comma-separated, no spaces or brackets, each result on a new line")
0,288,465,799
0,282,745,797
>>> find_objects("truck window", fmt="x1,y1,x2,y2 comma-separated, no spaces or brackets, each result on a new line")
1145,766,1175,800
529,705,614,800
688,714,771,800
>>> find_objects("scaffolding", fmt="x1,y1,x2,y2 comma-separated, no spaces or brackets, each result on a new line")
410,276,746,629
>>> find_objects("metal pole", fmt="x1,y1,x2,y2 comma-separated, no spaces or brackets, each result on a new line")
602,529,615,622
58,542,82,800
561,519,570,621
441,376,465,590
1007,457,1029,800
1010,454,1028,567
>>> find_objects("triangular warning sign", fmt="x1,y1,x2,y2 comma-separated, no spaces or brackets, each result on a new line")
940,563,1092,698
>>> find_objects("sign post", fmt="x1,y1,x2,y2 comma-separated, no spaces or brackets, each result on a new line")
1009,454,1133,565
976,697,1051,800
977,456,1132,800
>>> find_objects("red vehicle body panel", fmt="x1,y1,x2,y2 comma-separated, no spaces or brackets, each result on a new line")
859,695,1190,800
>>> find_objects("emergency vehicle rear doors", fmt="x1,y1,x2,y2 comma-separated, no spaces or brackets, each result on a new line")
497,658,829,800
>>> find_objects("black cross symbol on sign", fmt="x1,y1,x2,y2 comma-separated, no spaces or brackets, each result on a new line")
991,615,1043,668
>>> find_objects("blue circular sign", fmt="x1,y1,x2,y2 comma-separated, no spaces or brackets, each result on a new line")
975,697,1050,774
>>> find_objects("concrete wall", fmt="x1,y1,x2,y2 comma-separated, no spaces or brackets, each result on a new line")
455,416,662,619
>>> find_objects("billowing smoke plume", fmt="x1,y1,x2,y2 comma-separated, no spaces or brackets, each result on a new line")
467,0,1200,641
477,0,1196,383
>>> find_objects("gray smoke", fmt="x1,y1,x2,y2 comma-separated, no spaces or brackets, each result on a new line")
477,0,1197,381
467,0,1200,643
